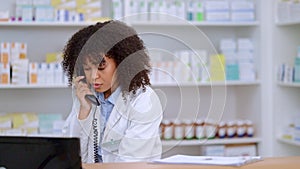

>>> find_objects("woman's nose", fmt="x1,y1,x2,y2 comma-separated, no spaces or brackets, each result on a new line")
92,68,100,79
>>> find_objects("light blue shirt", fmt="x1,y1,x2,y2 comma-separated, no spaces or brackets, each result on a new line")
96,87,121,162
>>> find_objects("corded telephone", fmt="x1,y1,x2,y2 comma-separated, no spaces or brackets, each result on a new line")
76,66,101,162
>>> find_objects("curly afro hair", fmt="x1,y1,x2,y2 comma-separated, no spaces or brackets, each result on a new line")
62,20,151,96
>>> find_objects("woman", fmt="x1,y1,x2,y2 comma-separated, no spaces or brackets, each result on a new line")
62,20,163,163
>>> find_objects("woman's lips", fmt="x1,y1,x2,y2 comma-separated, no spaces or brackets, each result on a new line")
93,83,102,89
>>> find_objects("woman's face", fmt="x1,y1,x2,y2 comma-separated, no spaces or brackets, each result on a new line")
83,55,117,94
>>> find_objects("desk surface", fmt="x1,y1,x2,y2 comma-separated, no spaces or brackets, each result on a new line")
83,156,300,169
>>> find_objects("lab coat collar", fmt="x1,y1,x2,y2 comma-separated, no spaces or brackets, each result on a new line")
97,87,121,105
108,87,121,105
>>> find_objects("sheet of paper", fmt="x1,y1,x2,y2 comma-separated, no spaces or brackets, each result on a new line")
152,155,263,166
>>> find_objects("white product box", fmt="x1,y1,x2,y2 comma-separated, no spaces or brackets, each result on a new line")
294,116,300,130
10,42,20,63
158,1,169,22
294,128,300,141
0,115,12,129
290,3,300,21
0,42,10,64
0,63,10,84
112,0,123,19
124,0,139,22
35,6,54,22
190,53,201,82
205,1,230,12
238,51,254,60
239,63,255,81
54,63,63,84
21,6,33,21
225,144,257,156
52,120,65,135
149,0,160,21
194,50,209,82
231,11,255,22
157,62,167,83
220,39,236,51
37,62,47,84
156,61,171,83
53,0,76,8
176,0,185,20
223,51,237,65
231,1,255,11
29,62,38,84
277,1,291,22
206,12,230,21
238,38,254,51
46,63,55,84
0,10,9,22
201,145,225,156
32,0,51,6
163,61,174,83
16,0,32,5
11,59,29,85
19,43,27,59
178,51,192,82
138,0,149,21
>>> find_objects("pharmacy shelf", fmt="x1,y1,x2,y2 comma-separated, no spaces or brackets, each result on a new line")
277,137,300,147
0,84,69,89
0,20,259,27
276,20,300,26
152,80,260,87
0,21,97,27
0,81,260,89
129,21,259,27
277,82,300,87
162,137,261,146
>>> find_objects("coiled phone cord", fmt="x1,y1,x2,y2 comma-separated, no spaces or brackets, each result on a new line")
92,106,100,163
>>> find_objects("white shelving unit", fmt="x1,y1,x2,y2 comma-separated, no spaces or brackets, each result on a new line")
131,0,263,156
0,21,95,27
162,137,261,146
0,84,69,89
273,1,300,156
277,82,300,87
128,21,259,27
0,81,260,89
275,20,300,26
152,80,260,87
0,0,269,157
277,137,300,147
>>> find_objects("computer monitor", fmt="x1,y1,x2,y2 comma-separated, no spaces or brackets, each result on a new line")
0,136,82,169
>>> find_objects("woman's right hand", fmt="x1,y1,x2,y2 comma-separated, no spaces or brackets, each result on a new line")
74,76,93,120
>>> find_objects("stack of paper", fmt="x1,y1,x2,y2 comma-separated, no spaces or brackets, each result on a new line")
153,155,262,166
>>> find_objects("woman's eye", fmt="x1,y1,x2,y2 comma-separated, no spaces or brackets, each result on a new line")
98,62,106,70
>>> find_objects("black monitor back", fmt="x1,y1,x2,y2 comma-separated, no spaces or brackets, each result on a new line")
0,136,81,169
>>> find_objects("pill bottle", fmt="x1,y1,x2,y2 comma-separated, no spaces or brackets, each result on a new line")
245,120,254,137
162,119,173,140
159,122,164,139
217,121,227,138
173,119,184,140
226,120,237,138
205,119,217,139
184,119,194,139
195,119,205,139
236,120,246,137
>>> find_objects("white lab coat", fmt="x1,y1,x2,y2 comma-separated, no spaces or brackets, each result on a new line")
64,86,163,163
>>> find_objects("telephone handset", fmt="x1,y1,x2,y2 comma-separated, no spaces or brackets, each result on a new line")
77,68,100,106
77,67,101,162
